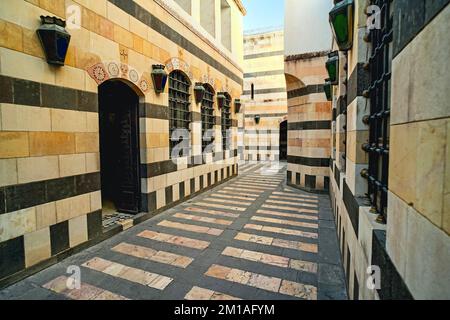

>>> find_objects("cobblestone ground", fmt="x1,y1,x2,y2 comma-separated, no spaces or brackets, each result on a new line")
0,162,347,300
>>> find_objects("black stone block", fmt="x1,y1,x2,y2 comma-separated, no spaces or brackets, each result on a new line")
165,185,173,205
77,90,98,112
14,79,40,106
87,210,102,240
50,221,69,255
0,75,14,103
0,236,25,279
41,84,77,110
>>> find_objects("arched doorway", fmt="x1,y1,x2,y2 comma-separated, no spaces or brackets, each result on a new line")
98,80,141,214
279,120,288,161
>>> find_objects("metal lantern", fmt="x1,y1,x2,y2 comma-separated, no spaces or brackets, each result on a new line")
234,99,242,113
194,83,206,104
254,115,261,124
151,64,168,94
36,16,71,66
329,0,354,51
217,92,226,109
326,51,339,85
324,80,332,101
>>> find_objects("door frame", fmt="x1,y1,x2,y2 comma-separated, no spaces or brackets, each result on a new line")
98,79,144,214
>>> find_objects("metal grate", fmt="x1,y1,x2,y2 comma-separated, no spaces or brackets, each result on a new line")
169,70,191,158
366,0,393,223
221,93,232,152
201,85,215,152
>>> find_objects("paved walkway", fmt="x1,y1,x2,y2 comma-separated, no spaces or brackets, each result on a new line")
0,162,347,300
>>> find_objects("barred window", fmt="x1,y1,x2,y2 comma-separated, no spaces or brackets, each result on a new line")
366,0,393,223
169,70,191,158
221,93,231,151
201,85,215,152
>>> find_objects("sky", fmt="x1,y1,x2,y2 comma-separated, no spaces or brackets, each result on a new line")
242,0,285,33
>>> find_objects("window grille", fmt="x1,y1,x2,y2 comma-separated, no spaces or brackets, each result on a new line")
201,85,215,152
169,70,191,158
221,93,231,152
366,0,393,223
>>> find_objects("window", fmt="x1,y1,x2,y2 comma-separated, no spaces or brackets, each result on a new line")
221,93,231,151
201,85,215,152
200,0,215,37
220,0,232,50
169,70,191,158
174,0,191,15
251,83,255,100
365,0,393,223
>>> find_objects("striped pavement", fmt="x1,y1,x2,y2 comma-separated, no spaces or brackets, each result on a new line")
0,162,347,300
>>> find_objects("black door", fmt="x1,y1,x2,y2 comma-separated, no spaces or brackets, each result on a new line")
279,120,288,161
99,81,140,214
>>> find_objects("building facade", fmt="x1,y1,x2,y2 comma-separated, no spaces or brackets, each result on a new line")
0,0,245,288
328,0,450,299
240,30,287,162
284,0,333,193
284,52,332,193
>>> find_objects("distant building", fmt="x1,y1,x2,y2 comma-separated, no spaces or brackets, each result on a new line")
240,29,287,162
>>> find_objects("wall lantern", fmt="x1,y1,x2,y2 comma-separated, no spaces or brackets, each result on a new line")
329,0,354,51
151,64,168,94
324,80,332,101
36,16,71,66
217,92,226,109
234,99,242,113
326,51,339,85
254,115,261,124
194,83,206,104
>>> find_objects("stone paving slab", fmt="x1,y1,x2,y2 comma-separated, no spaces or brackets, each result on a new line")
0,162,348,300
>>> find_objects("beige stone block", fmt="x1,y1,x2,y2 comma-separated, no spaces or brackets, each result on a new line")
69,215,88,247
86,152,100,172
1,104,51,132
86,112,99,132
95,14,114,40
39,0,65,18
90,191,102,211
0,208,36,242
89,31,119,62
389,123,417,206
17,156,59,184
59,154,86,177
443,194,450,235
156,188,165,209
36,202,57,229
0,131,29,158
55,65,85,91
0,158,18,187
130,17,148,39
29,132,76,156
51,109,87,132
386,192,409,276
75,132,99,153
405,205,450,299
391,7,450,125
0,47,55,85
114,25,133,48
24,227,51,267
56,194,91,222
0,20,23,52
414,119,446,227
107,1,130,29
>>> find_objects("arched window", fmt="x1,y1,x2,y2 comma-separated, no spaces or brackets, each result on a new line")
221,93,231,151
201,85,215,153
169,70,191,158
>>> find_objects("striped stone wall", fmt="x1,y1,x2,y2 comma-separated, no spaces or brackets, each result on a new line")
240,30,287,162
329,0,450,300
0,0,242,287
284,53,331,193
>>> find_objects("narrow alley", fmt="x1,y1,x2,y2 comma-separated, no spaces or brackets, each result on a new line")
0,163,347,300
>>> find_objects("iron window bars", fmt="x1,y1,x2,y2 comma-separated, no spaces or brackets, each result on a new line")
169,70,191,158
201,85,215,152
365,0,393,223
221,93,232,151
